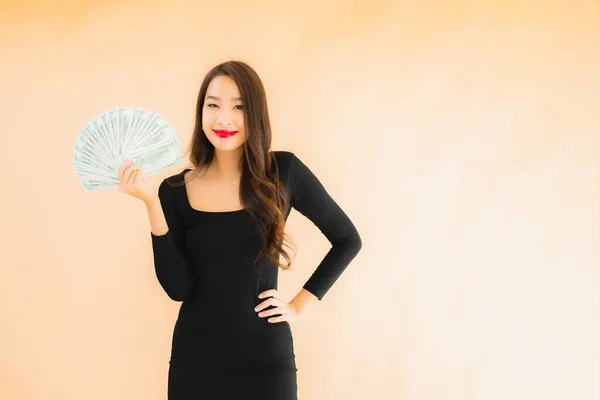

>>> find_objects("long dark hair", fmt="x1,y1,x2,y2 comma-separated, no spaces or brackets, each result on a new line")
168,60,296,270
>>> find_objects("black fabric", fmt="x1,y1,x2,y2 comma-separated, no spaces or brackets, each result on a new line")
150,150,362,399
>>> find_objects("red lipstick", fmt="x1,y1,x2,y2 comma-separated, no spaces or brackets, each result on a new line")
213,129,238,138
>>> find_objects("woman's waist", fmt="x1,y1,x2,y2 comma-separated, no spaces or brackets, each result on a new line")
175,304,290,337
169,318,295,368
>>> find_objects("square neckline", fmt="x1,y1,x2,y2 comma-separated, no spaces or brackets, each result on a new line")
180,168,248,214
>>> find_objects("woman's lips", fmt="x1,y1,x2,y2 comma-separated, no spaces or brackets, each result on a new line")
213,129,238,138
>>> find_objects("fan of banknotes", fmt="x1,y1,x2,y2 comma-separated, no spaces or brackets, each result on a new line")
73,107,182,192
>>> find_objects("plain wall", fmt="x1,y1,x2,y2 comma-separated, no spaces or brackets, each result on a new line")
0,0,598,399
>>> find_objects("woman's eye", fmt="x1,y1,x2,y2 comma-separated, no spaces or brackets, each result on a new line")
206,103,243,110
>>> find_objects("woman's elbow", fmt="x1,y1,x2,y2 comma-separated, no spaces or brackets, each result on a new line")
155,273,194,302
350,231,362,255
163,284,192,302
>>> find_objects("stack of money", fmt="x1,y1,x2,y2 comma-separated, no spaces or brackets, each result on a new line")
73,107,182,192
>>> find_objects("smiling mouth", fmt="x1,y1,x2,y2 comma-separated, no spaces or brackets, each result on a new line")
213,129,238,138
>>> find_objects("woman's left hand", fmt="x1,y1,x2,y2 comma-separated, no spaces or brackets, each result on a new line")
255,289,300,324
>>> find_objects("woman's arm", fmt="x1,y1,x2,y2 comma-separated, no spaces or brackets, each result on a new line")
145,193,169,236
147,179,196,301
288,152,363,302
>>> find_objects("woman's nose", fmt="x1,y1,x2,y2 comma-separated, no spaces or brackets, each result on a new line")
217,111,232,125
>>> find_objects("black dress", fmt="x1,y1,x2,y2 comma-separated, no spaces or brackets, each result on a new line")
150,150,362,399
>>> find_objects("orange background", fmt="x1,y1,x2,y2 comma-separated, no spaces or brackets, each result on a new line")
1,1,599,399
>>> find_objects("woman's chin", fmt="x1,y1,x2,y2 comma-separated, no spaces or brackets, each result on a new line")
209,140,246,152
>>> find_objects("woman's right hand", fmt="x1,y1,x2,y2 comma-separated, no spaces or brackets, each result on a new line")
118,160,156,203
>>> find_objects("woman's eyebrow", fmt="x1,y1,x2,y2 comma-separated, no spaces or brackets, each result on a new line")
206,95,242,101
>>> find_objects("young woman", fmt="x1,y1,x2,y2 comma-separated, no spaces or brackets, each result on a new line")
118,60,362,399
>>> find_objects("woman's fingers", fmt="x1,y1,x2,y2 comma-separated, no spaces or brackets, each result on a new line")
253,289,300,324
119,161,142,193
127,169,139,186
121,162,140,186
258,306,289,318
255,296,287,312
258,289,281,300
118,160,133,183
117,160,154,203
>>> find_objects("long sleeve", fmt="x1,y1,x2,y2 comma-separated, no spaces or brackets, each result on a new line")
150,179,196,301
288,153,363,301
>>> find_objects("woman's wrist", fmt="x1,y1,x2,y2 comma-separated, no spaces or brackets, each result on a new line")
290,288,319,317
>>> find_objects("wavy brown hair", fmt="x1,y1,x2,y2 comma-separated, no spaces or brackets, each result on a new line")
168,60,296,271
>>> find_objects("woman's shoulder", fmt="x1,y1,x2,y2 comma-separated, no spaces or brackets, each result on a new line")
270,150,298,181
270,150,296,170
158,168,187,194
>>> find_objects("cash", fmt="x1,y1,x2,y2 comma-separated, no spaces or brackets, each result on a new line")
73,107,182,192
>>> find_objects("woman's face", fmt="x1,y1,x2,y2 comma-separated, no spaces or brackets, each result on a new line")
202,75,246,152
